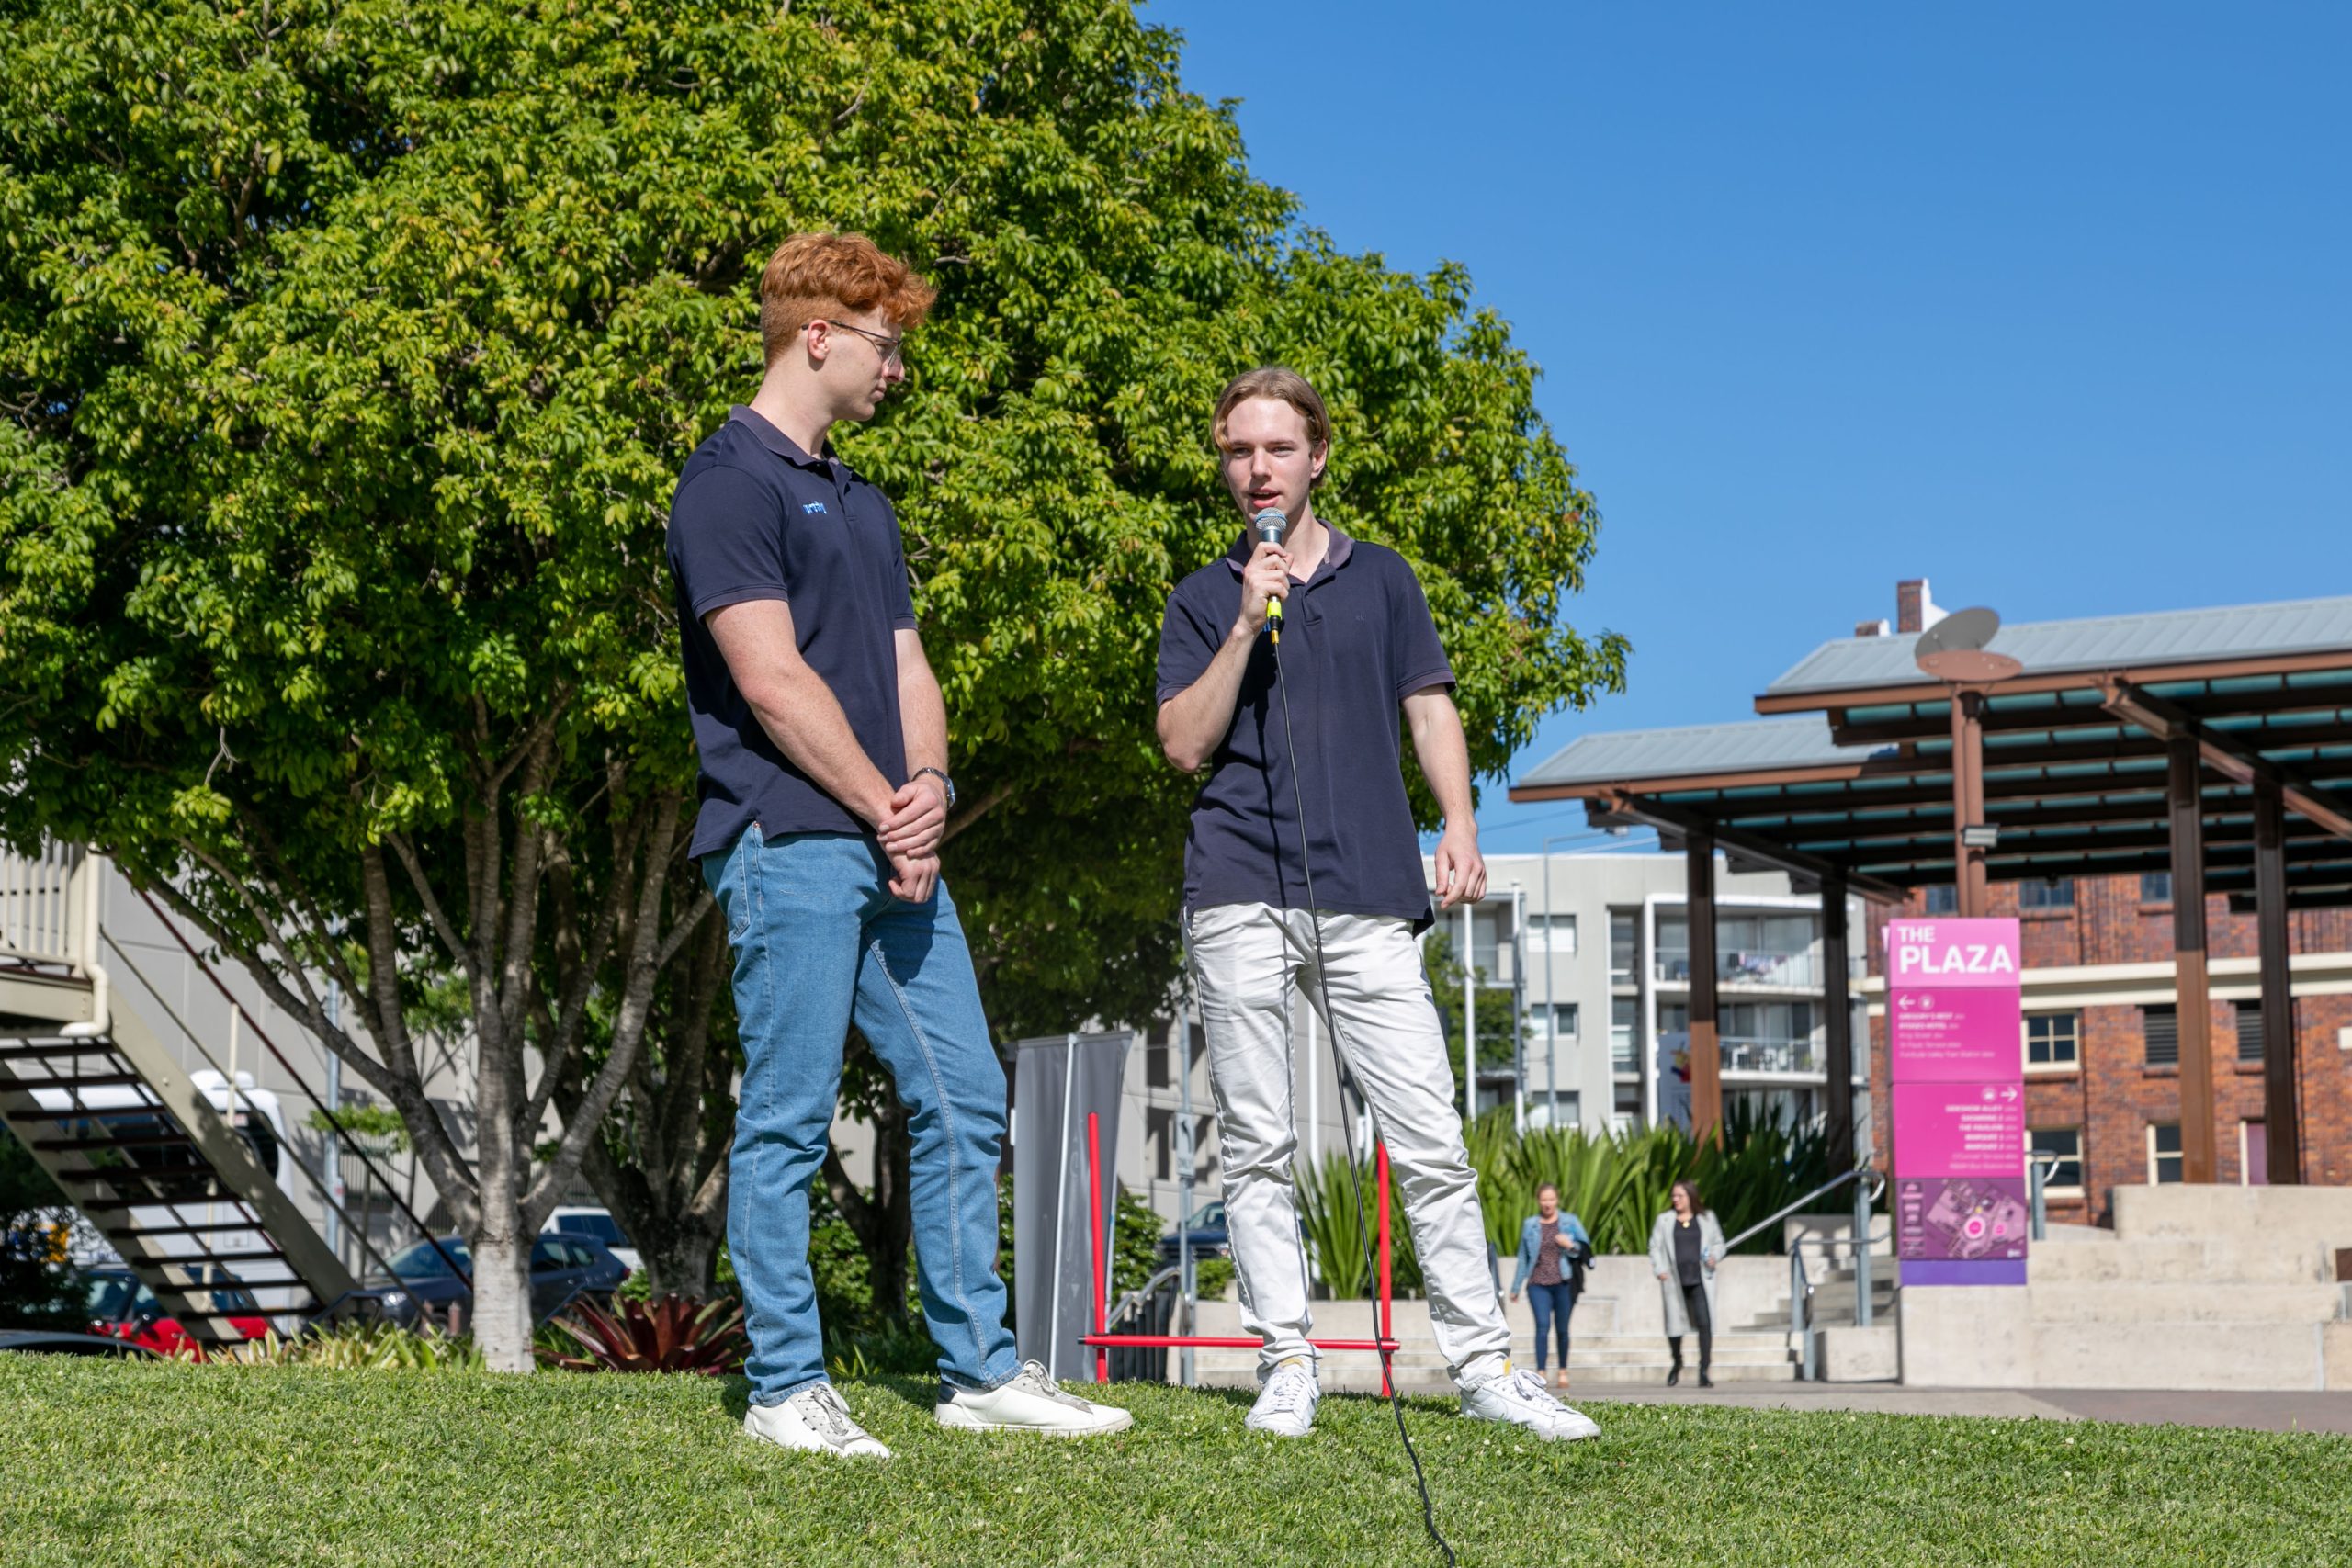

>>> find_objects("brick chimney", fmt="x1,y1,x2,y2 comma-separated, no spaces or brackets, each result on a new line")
1854,619,1891,638
1896,579,1928,635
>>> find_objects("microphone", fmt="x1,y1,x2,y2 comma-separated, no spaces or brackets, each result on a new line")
1253,508,1288,634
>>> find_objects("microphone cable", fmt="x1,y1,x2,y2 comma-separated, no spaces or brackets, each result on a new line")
1267,612,1458,1568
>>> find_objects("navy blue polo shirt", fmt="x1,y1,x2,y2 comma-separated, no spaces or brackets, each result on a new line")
1155,524,1453,926
666,407,917,860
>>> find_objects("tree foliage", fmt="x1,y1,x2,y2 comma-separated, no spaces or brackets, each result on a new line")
0,0,1624,1328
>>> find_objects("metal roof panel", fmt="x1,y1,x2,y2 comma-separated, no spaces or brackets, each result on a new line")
1515,717,1884,789
1765,595,2352,698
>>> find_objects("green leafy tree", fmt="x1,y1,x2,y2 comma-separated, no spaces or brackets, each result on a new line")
0,0,1623,1357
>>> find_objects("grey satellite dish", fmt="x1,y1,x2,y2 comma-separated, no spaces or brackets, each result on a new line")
1914,606,2021,682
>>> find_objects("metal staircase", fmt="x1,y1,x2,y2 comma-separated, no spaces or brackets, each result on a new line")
0,843,374,1348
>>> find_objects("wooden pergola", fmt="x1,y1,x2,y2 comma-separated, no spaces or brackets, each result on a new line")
1510,595,2352,1182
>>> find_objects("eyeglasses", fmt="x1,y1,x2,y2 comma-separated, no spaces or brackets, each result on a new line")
817,319,905,369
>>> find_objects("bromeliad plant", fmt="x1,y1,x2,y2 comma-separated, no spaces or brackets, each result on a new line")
539,1294,747,1375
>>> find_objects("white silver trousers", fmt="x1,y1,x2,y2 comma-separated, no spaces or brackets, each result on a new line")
1188,902,1512,1386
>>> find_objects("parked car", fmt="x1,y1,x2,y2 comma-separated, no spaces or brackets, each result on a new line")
542,1206,640,1274
325,1233,628,1331
84,1266,272,1359
1159,1199,1229,1262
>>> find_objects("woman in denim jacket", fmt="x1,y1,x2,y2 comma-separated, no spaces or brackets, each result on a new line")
1507,1183,1591,1390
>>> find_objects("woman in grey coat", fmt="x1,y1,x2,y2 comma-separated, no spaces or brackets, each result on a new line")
1646,1179,1724,1387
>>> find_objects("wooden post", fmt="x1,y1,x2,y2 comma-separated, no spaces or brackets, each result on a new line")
1951,691,1990,917
1687,830,1723,1143
1821,874,1854,1168
2254,779,2301,1183
2166,737,2218,1184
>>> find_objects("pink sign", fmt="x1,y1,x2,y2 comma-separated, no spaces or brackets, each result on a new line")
1884,918,2022,989
1892,1080,2025,1178
1888,987,2020,1081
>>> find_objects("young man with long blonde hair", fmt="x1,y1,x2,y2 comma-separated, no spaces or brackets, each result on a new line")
1155,367,1599,1443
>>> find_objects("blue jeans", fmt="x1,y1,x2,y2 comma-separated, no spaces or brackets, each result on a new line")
1527,1280,1576,1370
705,827,1020,1404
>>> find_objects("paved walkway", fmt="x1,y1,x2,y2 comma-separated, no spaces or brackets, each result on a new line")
1582,1382,2352,1436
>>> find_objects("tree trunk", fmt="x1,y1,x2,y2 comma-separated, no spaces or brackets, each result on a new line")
637,1225,719,1299
470,1224,536,1372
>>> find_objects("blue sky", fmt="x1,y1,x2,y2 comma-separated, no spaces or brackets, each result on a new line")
1146,2,2349,854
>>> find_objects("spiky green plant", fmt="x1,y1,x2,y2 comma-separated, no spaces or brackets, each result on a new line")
223,1321,484,1371
538,1294,746,1375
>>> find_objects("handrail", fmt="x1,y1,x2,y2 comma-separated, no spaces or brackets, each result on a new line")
130,887,469,1286
1722,1165,1885,1255
1103,1264,1182,1330
101,931,448,1293
1790,1229,1894,1254
2028,1151,2066,1241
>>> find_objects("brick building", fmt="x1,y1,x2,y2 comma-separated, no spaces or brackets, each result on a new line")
1513,587,2352,1199
1865,874,2352,1223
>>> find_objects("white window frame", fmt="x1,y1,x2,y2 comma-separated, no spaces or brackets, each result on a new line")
2238,1119,2266,1187
2022,1010,2081,1075
2146,1122,2183,1185
2026,1126,2084,1197
1528,912,1577,955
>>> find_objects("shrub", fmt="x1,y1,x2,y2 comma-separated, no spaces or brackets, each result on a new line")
539,1294,746,1375
222,1321,484,1371
1301,1104,1857,1294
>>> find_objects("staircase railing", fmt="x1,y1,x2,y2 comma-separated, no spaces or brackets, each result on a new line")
0,840,108,1032
1101,1264,1184,1383
0,840,87,969
104,923,463,1298
126,887,467,1286
1788,1228,1895,1380
1723,1164,1887,1347
2028,1152,2065,1240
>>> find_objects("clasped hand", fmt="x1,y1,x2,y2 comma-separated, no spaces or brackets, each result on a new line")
879,772,948,902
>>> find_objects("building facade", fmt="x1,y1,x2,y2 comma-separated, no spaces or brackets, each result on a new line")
1457,852,1866,1144
1866,873,2352,1222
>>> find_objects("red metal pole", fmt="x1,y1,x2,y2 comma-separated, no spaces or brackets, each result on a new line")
1086,1111,1109,1382
1376,1142,1394,1397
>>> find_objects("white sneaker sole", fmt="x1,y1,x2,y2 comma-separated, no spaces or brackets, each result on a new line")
1244,1418,1316,1438
934,1405,1135,1438
741,1413,891,1460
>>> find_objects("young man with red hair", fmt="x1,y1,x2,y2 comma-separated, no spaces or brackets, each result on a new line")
1155,367,1599,1443
668,232,1129,1457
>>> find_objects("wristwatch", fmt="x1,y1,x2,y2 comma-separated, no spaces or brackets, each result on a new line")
915,766,956,810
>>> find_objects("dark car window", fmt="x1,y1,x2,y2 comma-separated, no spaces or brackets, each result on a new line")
388,1238,472,1280
554,1213,625,1247
530,1237,571,1273
85,1273,150,1321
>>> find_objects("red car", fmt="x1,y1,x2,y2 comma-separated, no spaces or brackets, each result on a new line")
85,1267,272,1359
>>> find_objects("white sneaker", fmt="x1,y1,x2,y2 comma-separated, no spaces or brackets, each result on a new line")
934,1360,1133,1437
1245,1358,1319,1438
743,1383,891,1459
1460,1364,1601,1442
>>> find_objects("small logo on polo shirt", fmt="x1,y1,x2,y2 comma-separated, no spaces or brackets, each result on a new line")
801,501,829,515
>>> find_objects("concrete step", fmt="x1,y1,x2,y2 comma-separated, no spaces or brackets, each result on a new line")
2025,1237,2331,1284
2024,1280,2344,1324
2033,1321,2335,1390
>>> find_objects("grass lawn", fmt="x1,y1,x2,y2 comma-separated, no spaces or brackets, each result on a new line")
4,1356,2346,1566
